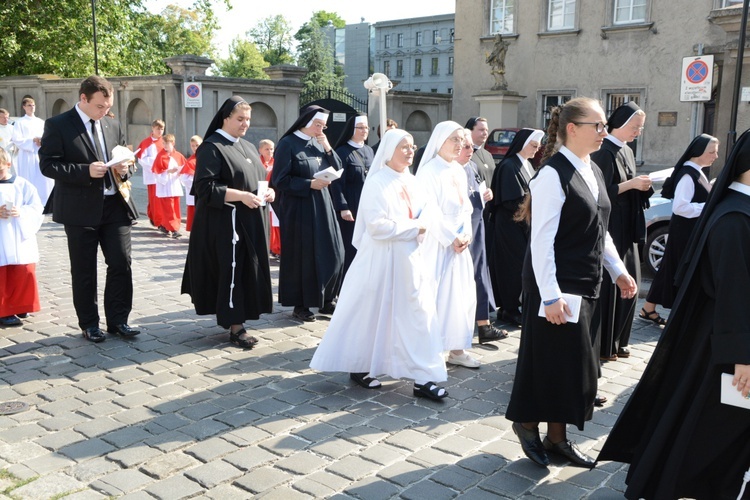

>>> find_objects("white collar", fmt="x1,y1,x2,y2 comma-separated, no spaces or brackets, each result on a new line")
559,145,591,172
347,140,364,149
684,161,703,171
217,129,239,143
605,134,625,147
729,181,750,197
74,103,96,127
294,130,312,140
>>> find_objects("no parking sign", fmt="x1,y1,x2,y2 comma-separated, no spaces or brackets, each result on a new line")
183,82,203,108
680,55,713,102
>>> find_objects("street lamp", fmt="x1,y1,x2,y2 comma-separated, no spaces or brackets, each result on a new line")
91,0,99,75
364,72,393,140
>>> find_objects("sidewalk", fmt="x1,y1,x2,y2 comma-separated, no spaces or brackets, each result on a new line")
0,185,666,499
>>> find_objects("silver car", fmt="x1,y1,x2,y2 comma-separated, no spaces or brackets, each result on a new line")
643,193,671,275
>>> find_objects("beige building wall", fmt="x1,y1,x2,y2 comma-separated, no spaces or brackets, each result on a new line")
454,0,746,169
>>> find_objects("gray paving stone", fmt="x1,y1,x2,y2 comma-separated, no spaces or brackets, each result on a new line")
69,456,121,482
11,472,85,500
184,460,244,489
233,466,293,494
144,473,205,499
91,468,154,495
376,460,425,487
430,464,483,491
21,452,76,475
185,437,239,462
343,475,401,499
107,444,163,468
139,452,201,480
58,437,116,463
273,451,329,475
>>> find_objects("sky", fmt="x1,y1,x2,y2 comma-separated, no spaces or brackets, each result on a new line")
146,0,456,56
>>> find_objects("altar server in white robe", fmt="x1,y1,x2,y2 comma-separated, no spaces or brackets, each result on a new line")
416,121,479,369
0,147,44,326
12,97,52,206
310,129,450,401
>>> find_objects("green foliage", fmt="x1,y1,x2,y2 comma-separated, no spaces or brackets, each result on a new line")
296,19,344,91
247,15,295,66
216,38,269,79
294,10,346,43
0,0,221,78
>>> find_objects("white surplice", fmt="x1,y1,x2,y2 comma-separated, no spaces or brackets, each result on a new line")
11,115,53,206
155,156,184,198
310,166,447,383
0,176,43,266
415,155,477,351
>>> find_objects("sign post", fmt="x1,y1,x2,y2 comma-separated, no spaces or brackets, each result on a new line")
680,55,713,102
183,82,203,108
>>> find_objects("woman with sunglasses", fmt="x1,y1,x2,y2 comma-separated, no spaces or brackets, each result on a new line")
506,97,636,469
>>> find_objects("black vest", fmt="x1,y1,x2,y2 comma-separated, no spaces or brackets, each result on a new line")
523,153,612,298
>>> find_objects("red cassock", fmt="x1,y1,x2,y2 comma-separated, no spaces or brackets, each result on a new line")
152,149,186,232
0,264,40,317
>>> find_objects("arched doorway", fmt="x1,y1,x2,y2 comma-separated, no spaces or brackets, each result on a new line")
404,110,433,149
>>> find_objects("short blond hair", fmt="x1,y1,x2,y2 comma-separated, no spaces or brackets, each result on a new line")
163,134,176,144
190,135,203,145
259,139,274,149
0,147,11,166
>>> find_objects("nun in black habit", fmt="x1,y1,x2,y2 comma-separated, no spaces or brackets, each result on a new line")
330,113,374,276
589,102,652,361
182,96,274,348
271,105,345,322
641,133,719,323
488,128,543,326
598,129,750,500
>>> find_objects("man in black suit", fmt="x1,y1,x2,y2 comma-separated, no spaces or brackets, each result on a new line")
39,75,140,342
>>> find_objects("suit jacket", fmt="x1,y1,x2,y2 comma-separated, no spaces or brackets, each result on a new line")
39,107,138,225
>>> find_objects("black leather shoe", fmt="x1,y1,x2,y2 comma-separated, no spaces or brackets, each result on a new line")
0,315,23,327
501,310,523,326
292,307,316,322
617,347,631,358
478,324,509,344
319,302,336,315
595,394,607,407
543,437,597,468
82,326,106,343
107,324,141,337
512,422,549,467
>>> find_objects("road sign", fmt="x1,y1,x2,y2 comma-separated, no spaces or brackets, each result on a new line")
680,55,713,102
183,82,203,108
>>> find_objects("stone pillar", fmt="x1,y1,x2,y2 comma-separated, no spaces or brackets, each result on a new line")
163,55,214,77
264,65,308,83
473,90,526,128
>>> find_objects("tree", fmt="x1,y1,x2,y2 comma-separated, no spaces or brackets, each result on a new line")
296,19,343,91
293,10,345,43
247,15,295,67
216,38,269,79
0,0,222,78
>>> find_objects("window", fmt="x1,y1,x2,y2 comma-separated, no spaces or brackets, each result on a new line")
448,88,453,94
722,0,743,5
415,59,422,76
396,60,403,77
414,88,421,92
448,56,454,75
431,89,438,93
491,0,514,34
614,0,647,24
541,94,572,129
397,33,404,47
416,31,423,46
431,58,439,75
432,30,440,44
450,29,455,43
383,60,391,77
384,34,391,48
548,0,576,30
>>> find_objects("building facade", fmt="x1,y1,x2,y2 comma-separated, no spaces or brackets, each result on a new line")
453,0,750,169
373,14,456,95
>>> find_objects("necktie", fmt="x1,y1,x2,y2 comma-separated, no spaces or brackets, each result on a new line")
90,119,112,189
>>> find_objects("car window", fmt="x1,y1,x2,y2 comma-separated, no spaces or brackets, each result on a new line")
489,130,516,146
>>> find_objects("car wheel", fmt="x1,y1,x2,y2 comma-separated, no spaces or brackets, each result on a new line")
645,225,669,275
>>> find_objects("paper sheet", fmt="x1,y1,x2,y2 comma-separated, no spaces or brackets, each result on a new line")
313,166,343,182
721,373,750,409
538,293,582,324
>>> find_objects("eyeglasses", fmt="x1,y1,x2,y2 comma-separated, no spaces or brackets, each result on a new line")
628,124,646,132
354,126,369,130
311,122,328,130
573,121,607,133
447,136,463,144
400,145,418,152
462,144,473,150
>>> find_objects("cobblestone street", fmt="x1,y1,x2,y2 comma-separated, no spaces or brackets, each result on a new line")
0,182,664,499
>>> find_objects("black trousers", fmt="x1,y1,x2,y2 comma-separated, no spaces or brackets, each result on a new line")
64,196,133,330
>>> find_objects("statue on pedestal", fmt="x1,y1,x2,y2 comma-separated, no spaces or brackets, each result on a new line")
486,34,510,91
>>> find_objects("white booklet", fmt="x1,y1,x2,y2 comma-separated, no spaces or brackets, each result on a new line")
720,373,750,410
105,146,139,168
538,293,582,324
313,166,343,182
